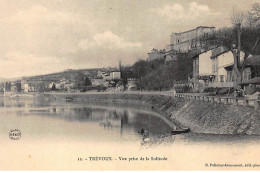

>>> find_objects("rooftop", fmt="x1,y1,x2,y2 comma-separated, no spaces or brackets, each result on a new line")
225,55,260,69
210,46,229,59
172,26,215,35
240,77,260,85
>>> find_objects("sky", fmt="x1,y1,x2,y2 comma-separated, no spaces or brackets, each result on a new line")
0,0,258,78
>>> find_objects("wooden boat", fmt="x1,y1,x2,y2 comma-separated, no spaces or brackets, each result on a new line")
65,97,73,102
171,128,190,135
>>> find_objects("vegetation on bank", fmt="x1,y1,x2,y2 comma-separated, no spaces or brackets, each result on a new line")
121,53,193,91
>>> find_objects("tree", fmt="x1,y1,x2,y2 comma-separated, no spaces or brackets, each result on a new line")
249,2,260,25
234,4,260,88
132,59,147,79
84,77,92,86
216,5,260,89
230,10,245,26
129,53,193,91
51,83,56,90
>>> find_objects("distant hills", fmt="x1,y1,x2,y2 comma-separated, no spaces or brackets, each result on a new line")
0,68,104,83
0,77,22,83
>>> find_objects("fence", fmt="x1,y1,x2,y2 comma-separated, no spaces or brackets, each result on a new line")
174,93,260,110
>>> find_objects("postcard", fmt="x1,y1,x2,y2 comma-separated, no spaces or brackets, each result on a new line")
0,0,260,171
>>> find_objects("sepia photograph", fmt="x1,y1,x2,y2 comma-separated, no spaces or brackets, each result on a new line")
0,0,260,171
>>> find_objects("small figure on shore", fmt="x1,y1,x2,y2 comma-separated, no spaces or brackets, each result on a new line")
142,129,149,140
151,106,154,110
139,128,150,145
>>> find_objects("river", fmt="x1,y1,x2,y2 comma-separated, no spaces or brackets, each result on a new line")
1,96,260,170
0,97,175,142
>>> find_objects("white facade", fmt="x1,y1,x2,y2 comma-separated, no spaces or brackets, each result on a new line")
23,83,36,92
212,51,245,83
23,83,29,92
127,78,137,90
101,71,121,80
111,71,121,80
198,50,213,75
56,82,65,90
194,47,247,90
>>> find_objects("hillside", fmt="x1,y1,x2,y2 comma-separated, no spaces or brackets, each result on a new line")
25,68,102,81
1,68,103,83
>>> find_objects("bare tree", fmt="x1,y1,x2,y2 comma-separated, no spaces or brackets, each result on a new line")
229,6,260,89
246,12,257,28
230,10,245,26
250,2,260,24
230,9,244,89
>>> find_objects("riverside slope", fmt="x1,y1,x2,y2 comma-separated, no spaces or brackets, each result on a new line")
44,92,260,135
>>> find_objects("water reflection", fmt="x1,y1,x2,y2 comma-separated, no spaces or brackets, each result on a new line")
0,97,173,141
20,106,173,137
1,97,259,144
0,97,51,108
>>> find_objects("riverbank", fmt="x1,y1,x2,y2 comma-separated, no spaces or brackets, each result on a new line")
43,92,260,135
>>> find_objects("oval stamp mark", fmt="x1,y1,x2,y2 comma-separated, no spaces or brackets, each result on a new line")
9,129,21,140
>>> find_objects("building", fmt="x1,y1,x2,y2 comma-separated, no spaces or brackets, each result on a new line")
192,46,246,92
126,78,137,91
225,55,260,94
110,71,121,80
4,82,11,92
170,26,215,53
98,70,121,80
239,77,260,95
3,81,22,93
23,83,37,92
210,48,244,86
22,79,52,92
0,83,4,92
11,81,22,93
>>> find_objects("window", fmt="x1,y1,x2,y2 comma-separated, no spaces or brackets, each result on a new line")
243,68,251,81
220,75,224,82
227,71,232,82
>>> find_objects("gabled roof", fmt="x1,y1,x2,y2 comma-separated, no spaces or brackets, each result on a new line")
191,46,221,59
190,49,203,58
240,77,260,85
210,46,229,59
225,55,260,69
245,55,260,66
